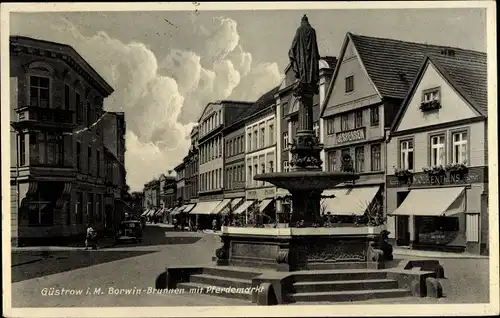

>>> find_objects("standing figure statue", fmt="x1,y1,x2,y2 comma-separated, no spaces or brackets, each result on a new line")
288,14,321,95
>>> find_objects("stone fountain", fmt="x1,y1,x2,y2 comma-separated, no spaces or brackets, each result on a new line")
156,15,444,305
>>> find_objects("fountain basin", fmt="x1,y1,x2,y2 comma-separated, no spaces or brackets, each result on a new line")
254,171,358,191
221,225,384,237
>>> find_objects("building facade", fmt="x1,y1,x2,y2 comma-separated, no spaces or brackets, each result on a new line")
191,100,253,220
10,36,114,246
102,111,127,230
184,127,199,205
386,50,488,255
243,87,279,223
222,113,246,211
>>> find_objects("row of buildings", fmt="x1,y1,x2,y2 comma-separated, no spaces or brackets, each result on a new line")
143,32,489,255
9,36,130,246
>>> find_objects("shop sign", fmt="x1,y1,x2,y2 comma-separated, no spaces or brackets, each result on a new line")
336,127,366,145
386,166,487,188
246,187,276,200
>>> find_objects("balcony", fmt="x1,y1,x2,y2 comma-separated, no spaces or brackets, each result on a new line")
15,105,74,128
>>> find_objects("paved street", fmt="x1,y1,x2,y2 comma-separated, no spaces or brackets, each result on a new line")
10,226,491,307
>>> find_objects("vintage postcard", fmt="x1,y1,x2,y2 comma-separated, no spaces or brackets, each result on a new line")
1,1,498,317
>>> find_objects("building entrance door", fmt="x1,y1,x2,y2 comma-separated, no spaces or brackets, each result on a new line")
396,191,410,246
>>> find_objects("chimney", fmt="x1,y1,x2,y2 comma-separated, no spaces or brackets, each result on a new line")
440,48,456,57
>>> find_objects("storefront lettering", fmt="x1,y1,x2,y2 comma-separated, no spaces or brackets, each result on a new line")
246,188,276,200
386,166,486,188
336,127,366,145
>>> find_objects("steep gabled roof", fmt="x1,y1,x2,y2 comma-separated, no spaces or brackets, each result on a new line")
321,32,486,117
391,53,487,132
321,56,338,69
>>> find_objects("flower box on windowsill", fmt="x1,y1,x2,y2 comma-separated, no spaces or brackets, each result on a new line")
394,167,413,184
423,165,446,177
420,100,441,111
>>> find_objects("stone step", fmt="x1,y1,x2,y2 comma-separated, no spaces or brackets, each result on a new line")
190,274,253,289
176,282,252,300
292,270,388,282
288,288,412,303
202,266,262,280
292,279,399,293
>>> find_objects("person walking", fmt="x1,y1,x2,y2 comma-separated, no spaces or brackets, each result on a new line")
85,223,98,250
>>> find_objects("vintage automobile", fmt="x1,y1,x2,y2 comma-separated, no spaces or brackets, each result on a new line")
115,220,143,244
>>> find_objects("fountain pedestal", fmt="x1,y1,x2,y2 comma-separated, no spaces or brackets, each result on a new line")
215,225,387,271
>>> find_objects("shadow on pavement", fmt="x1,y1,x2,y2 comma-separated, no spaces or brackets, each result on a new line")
11,250,156,283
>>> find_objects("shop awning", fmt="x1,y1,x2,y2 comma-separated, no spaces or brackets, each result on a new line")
322,188,348,198
212,199,232,215
183,204,196,213
259,199,274,212
231,198,243,209
321,186,381,216
233,200,255,214
141,209,150,217
389,187,466,217
189,201,222,215
154,208,164,216
170,205,186,216
146,209,157,216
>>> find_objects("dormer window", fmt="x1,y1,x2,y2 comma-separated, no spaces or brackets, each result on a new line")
420,87,441,111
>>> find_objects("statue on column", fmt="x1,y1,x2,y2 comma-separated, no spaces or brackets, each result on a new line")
288,14,321,96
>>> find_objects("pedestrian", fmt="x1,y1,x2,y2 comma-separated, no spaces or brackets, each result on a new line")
212,218,217,231
85,223,97,250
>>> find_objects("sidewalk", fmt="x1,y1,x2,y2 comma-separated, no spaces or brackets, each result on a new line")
11,236,117,252
393,247,488,259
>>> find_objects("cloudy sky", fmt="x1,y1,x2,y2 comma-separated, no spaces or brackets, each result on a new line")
9,5,486,191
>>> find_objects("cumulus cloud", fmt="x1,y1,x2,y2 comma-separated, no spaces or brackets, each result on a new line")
11,14,282,191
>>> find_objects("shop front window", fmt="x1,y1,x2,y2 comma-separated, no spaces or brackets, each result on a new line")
415,216,460,245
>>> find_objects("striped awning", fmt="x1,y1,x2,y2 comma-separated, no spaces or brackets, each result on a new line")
183,204,196,213
189,201,223,215
389,187,466,217
321,186,380,216
233,200,255,215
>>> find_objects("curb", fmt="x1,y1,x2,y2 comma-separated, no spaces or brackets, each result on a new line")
11,258,43,267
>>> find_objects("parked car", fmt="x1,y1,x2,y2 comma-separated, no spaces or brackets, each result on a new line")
115,220,143,244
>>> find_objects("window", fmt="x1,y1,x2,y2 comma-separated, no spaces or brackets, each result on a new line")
76,93,82,123
247,132,252,152
269,124,274,145
355,146,365,172
341,114,350,131
28,192,53,226
19,133,26,166
430,135,446,166
87,193,94,223
96,150,101,177
370,106,379,126
355,110,363,128
371,144,382,171
260,127,265,148
283,160,289,172
269,160,274,173
64,84,70,110
345,75,354,93
327,151,337,172
283,132,289,150
400,140,414,170
423,88,440,102
313,122,320,137
248,165,253,187
253,130,258,150
452,131,468,164
87,146,92,175
327,118,335,135
218,137,222,157
76,142,81,171
96,194,102,222
32,132,64,165
29,76,50,107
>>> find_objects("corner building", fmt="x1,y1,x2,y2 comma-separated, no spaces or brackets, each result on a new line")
386,50,488,255
10,36,114,246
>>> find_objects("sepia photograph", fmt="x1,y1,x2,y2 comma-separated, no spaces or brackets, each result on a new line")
1,1,498,317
